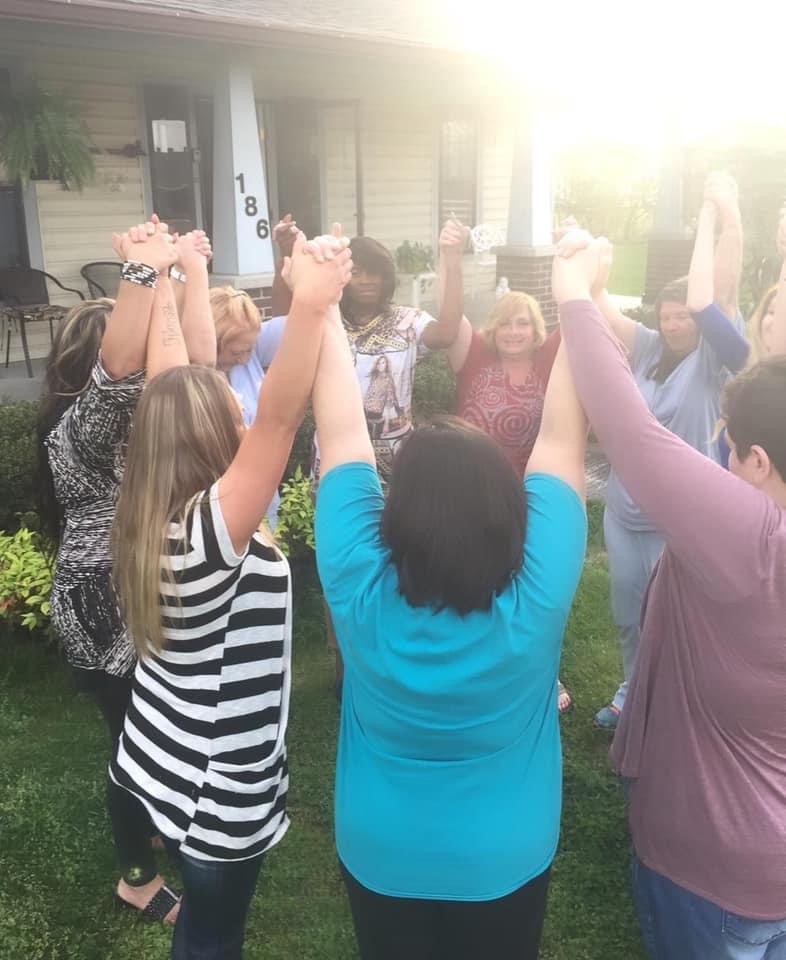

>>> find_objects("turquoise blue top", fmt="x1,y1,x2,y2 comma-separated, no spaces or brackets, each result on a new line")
315,462,587,900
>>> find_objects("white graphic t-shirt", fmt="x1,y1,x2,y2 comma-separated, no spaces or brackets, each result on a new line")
313,305,435,486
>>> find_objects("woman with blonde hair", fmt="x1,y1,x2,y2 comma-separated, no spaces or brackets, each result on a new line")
209,286,287,426
440,225,571,712
109,232,352,959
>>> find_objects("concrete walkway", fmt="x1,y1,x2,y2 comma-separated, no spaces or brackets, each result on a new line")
0,359,45,402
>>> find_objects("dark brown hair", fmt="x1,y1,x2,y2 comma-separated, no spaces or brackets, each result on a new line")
341,236,396,322
381,417,526,615
647,277,691,383
722,356,786,479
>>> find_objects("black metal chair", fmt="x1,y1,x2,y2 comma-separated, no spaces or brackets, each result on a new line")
0,268,85,378
80,261,122,300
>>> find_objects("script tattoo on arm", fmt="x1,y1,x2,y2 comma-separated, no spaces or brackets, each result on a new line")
161,298,180,347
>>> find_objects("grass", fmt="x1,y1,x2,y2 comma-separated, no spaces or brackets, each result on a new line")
0,543,644,959
608,242,648,299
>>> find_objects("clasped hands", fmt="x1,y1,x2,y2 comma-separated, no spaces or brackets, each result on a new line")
551,226,613,306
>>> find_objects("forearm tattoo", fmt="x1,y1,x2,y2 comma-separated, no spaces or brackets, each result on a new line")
161,299,181,346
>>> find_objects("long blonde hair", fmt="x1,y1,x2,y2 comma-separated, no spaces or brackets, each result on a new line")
482,292,546,352
747,285,778,367
112,365,243,654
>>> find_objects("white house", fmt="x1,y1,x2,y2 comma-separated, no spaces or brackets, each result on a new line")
0,0,532,363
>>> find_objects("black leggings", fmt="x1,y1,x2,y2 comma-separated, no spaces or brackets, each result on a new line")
340,862,551,960
73,668,157,885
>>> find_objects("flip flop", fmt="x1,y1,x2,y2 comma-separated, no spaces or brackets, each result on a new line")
115,883,180,924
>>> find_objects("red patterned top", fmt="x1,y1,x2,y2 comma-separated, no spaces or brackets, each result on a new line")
456,329,561,479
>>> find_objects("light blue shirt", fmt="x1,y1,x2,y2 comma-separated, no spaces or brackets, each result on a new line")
228,315,286,527
228,315,286,426
315,463,587,900
606,323,734,530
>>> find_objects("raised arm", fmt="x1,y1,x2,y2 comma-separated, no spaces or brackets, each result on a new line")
556,234,774,600
707,172,743,319
171,230,216,367
312,307,376,478
144,275,189,381
687,188,749,373
102,221,177,378
270,215,298,317
422,219,470,351
525,340,587,498
218,232,352,553
592,288,638,355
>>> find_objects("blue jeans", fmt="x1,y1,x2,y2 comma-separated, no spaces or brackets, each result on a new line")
632,853,786,960
165,841,264,960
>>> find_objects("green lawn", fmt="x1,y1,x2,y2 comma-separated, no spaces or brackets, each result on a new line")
0,551,644,959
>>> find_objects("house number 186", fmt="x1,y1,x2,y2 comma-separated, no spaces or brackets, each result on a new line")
235,173,269,240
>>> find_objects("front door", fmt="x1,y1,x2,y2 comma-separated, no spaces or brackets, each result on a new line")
271,101,322,239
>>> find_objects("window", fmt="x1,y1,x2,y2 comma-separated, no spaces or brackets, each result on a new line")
439,118,477,228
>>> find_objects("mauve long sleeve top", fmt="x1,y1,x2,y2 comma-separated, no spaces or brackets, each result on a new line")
560,298,786,920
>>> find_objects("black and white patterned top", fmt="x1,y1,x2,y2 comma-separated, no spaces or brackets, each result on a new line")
110,484,292,862
45,358,144,677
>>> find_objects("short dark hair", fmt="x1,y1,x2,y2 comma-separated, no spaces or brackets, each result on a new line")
722,356,786,479
381,417,526,615
342,236,396,321
648,276,690,383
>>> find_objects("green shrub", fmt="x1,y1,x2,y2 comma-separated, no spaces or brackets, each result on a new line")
0,527,54,635
0,401,39,531
394,241,434,275
413,352,456,423
276,466,316,559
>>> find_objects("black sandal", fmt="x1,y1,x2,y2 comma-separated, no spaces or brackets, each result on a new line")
116,883,181,923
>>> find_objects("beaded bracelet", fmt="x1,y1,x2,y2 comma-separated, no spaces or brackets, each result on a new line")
169,267,187,284
121,260,159,288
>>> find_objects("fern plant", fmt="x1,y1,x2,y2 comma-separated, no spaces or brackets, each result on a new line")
0,82,95,189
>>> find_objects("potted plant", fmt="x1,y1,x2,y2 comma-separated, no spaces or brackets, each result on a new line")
394,240,435,307
0,81,95,190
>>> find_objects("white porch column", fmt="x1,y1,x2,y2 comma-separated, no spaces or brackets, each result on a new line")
506,109,553,249
211,62,275,287
496,107,557,325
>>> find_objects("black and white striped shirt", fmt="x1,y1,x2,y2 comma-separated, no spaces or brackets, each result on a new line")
110,483,291,861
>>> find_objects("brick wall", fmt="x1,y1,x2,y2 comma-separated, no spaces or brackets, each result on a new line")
244,287,274,319
496,251,558,328
644,233,694,303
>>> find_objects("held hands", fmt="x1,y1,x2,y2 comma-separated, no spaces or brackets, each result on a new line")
273,214,301,258
703,172,740,223
439,218,470,263
551,229,613,306
112,214,177,274
283,223,352,309
174,230,213,272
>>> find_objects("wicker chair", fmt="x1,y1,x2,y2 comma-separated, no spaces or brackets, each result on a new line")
0,267,84,378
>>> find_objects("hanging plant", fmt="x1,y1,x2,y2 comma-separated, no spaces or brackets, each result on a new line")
0,81,96,190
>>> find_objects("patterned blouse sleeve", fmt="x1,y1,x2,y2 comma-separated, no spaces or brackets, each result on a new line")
64,356,145,474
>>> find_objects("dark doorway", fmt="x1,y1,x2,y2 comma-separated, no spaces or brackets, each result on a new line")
0,68,29,268
272,101,322,239
144,85,197,235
